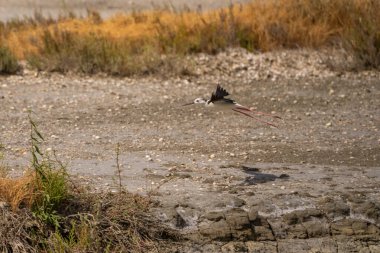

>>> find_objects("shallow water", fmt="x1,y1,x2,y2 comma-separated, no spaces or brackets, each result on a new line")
0,0,251,21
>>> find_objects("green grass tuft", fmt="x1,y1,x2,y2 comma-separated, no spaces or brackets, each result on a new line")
28,113,69,227
0,45,20,74
32,161,69,228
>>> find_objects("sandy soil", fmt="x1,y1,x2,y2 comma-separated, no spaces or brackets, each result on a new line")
1,49,379,252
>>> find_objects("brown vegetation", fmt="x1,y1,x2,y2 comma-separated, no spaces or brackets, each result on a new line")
0,172,35,210
0,160,174,252
0,0,379,75
0,118,176,252
0,185,175,252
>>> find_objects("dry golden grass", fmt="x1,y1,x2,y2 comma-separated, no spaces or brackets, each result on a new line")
0,0,379,73
0,174,176,252
0,172,36,211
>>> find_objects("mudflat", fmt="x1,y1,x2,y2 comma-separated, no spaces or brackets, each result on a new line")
1,49,379,252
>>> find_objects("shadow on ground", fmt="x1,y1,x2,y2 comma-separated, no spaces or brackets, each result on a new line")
241,165,290,185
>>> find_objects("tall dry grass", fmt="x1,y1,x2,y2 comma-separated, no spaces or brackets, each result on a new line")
0,0,379,74
0,172,36,210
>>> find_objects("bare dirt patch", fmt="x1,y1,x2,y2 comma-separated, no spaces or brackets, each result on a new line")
1,49,379,252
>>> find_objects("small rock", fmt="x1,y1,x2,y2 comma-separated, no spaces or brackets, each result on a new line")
204,211,225,222
225,208,250,228
199,219,232,240
331,219,354,236
254,225,275,241
246,241,277,253
248,208,258,221
221,242,247,253
230,197,246,208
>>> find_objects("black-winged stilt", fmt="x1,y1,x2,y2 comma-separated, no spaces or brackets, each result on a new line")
183,84,281,127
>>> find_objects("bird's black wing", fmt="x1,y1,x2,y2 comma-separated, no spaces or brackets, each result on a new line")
209,84,230,102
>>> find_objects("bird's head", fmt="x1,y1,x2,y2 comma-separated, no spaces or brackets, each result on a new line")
182,97,207,106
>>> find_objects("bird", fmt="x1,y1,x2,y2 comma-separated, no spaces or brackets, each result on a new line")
182,84,281,127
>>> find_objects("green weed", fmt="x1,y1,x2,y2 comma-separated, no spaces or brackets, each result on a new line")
28,113,69,227
0,143,7,178
48,215,97,252
0,45,19,74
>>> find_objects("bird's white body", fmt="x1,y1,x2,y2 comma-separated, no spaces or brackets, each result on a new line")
208,100,246,111
193,97,249,111
208,100,233,109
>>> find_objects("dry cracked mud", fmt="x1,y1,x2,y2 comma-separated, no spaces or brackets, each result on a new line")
1,49,380,252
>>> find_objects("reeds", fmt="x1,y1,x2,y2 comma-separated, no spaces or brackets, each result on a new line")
1,0,379,73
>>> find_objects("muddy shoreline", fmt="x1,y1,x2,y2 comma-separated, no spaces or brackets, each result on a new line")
1,49,379,252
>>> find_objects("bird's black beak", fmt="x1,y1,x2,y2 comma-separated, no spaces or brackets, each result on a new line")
182,102,194,106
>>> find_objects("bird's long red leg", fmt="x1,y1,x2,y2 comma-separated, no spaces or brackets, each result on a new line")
232,108,278,128
235,105,282,120
251,110,282,120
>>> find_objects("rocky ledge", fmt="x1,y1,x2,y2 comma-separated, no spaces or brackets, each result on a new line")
152,163,380,252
